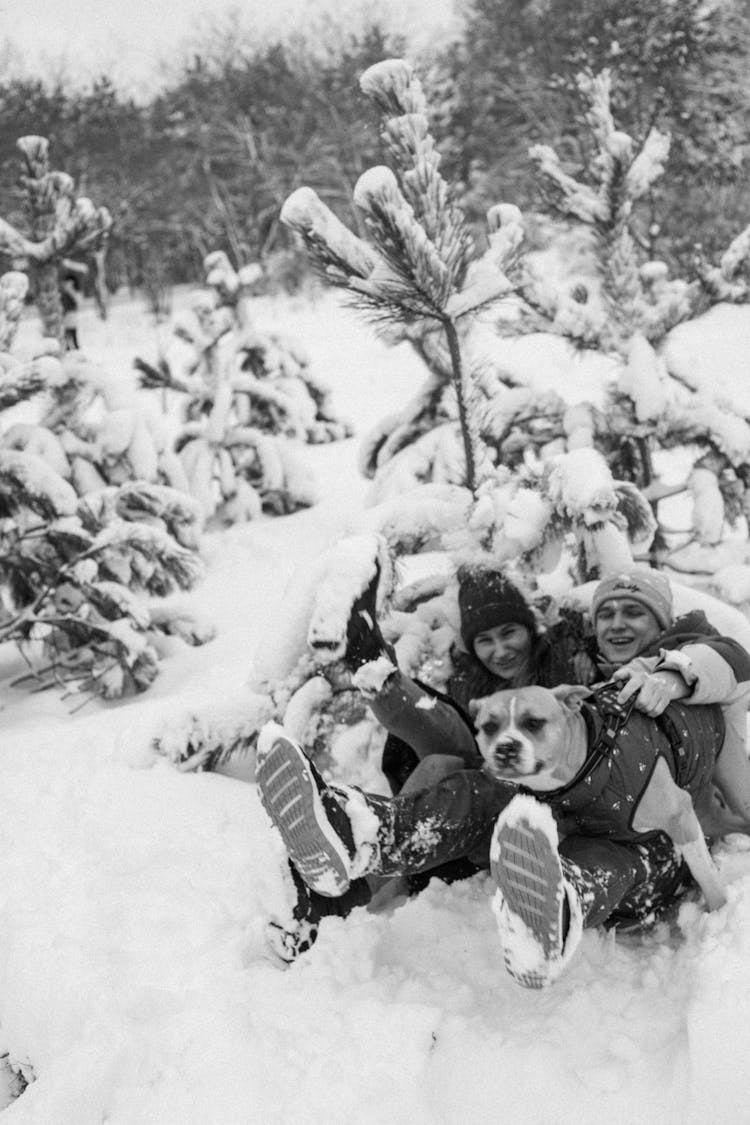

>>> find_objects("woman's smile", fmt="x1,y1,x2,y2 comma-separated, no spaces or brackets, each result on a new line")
472,623,533,682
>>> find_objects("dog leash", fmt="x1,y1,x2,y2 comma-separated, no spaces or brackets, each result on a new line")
590,681,640,757
540,681,639,802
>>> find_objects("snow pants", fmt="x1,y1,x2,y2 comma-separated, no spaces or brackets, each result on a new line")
361,769,690,929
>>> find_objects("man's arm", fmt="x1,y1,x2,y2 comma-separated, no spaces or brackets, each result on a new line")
613,637,750,716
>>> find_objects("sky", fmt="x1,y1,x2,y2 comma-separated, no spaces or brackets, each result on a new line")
0,0,460,96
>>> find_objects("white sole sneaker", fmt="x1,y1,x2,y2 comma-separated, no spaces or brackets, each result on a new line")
256,723,352,897
490,794,568,989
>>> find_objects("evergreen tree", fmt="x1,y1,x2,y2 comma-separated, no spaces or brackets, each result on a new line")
440,0,750,265
280,56,653,582
498,70,750,586
0,451,212,701
0,136,111,345
135,251,352,523
0,272,211,701
282,58,492,493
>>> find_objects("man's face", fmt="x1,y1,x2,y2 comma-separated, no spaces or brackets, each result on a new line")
594,597,662,665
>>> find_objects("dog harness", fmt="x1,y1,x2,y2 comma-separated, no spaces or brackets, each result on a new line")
542,683,725,843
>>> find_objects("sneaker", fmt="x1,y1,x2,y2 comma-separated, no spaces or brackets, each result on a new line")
256,723,355,897
265,864,373,965
490,794,580,989
265,917,320,965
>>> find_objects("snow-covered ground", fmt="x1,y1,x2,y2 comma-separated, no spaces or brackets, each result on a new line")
3,291,750,1124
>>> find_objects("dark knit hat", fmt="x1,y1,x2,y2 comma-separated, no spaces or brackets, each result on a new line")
591,567,673,630
457,566,537,651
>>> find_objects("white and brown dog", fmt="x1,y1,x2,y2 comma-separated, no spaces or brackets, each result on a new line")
470,684,735,911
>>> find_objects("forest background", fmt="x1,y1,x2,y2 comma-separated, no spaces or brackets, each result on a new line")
2,0,750,312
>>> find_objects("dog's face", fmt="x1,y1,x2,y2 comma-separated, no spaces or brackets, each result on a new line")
469,685,592,790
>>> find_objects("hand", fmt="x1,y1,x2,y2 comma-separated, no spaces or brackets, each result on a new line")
613,666,685,717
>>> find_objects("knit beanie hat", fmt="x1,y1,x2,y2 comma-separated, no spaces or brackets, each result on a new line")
591,567,673,630
457,567,537,651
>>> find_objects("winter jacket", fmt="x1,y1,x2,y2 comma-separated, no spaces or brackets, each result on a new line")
630,610,750,702
548,693,724,843
609,611,750,776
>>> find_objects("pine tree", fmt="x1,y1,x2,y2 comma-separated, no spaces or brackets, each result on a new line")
280,58,506,495
0,286,211,702
518,70,750,584
0,461,212,701
135,251,352,523
0,137,111,347
279,59,652,574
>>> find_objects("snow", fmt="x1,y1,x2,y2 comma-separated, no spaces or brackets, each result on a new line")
352,655,398,696
3,289,750,1122
663,303,750,413
305,533,383,658
625,128,671,200
280,188,378,280
359,58,428,117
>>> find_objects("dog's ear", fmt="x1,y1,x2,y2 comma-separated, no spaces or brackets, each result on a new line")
468,698,481,717
551,684,593,713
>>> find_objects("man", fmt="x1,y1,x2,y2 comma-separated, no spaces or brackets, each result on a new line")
257,568,750,986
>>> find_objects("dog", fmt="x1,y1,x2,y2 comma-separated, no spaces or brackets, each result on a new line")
469,684,733,911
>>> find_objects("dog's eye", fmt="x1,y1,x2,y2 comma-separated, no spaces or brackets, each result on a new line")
480,720,499,737
523,718,547,733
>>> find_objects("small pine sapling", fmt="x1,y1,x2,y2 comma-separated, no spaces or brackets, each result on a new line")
0,137,111,348
279,58,652,574
511,69,750,586
0,316,209,702
0,457,212,703
0,346,192,500
135,252,352,523
281,58,518,497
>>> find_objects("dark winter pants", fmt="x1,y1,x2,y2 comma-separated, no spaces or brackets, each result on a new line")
362,769,690,930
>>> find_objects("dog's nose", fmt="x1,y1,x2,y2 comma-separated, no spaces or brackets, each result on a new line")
494,737,522,766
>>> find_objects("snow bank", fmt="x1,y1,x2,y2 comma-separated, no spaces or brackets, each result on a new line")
2,290,750,1123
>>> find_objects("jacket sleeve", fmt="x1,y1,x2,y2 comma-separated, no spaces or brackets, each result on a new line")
654,640,750,706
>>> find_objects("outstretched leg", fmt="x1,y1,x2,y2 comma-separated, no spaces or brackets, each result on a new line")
256,722,515,889
490,796,582,989
491,795,692,989
266,862,372,964
256,724,361,896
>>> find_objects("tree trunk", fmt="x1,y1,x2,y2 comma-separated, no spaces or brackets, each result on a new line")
442,315,477,495
35,260,64,344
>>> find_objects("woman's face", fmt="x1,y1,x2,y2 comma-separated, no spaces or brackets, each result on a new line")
472,623,533,681
594,598,662,665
